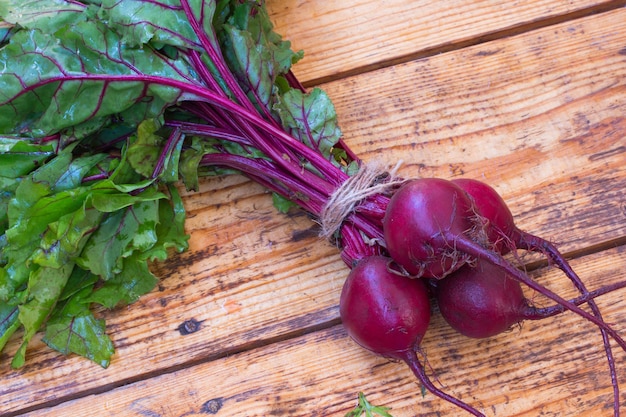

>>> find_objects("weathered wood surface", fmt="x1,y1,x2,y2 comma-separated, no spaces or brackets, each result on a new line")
266,0,626,84
2,1,626,416
16,247,626,417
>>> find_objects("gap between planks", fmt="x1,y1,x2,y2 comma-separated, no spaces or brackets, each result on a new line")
300,0,626,88
3,317,343,417
10,239,625,417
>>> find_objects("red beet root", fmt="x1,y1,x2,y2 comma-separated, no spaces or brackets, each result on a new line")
340,255,485,416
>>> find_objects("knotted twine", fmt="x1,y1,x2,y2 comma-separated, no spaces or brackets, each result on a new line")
318,160,405,240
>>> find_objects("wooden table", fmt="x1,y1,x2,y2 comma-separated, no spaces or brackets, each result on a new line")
3,1,626,416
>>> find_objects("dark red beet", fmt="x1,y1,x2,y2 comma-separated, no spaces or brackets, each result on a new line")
382,178,626,351
340,256,431,355
451,178,514,254
452,177,620,415
436,259,528,338
340,255,485,416
382,178,474,279
435,258,626,339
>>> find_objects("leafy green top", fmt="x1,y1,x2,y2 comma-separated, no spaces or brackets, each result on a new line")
0,0,361,368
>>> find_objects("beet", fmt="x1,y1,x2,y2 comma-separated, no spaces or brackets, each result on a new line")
340,255,485,416
452,177,620,415
382,178,474,279
435,258,626,339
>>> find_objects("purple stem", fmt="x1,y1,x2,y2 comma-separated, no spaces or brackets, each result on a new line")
200,153,326,215
524,279,626,319
165,120,254,147
152,126,184,179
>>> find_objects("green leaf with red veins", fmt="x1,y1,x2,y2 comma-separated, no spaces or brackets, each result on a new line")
43,285,115,368
0,20,196,137
222,25,272,110
275,87,343,164
101,0,217,50
1,0,88,33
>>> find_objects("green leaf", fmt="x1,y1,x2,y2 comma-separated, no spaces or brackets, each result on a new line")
272,192,297,214
0,137,55,179
1,0,88,33
0,20,15,46
11,262,75,368
86,253,157,309
344,392,394,417
126,119,185,182
0,20,194,137
143,184,189,262
101,0,217,50
275,88,342,162
7,186,92,249
1,150,106,300
179,146,204,192
91,186,166,213
43,286,114,368
77,195,164,280
2,186,92,302
30,204,104,269
0,302,20,353
55,153,109,192
223,25,273,110
127,119,164,179
0,177,20,235
57,266,100,302
130,199,161,252
159,130,185,183
9,148,74,214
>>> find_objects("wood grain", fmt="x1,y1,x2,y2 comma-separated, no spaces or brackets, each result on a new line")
2,1,626,416
18,247,626,416
321,7,626,253
266,0,626,84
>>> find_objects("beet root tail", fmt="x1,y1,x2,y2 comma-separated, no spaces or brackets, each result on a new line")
400,350,485,417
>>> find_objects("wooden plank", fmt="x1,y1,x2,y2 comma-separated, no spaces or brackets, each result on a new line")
266,0,624,84
322,7,626,253
18,246,626,416
2,5,626,416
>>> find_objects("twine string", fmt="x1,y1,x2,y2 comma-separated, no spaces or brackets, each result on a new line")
318,161,404,240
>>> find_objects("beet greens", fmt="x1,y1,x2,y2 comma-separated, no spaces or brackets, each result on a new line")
0,0,385,368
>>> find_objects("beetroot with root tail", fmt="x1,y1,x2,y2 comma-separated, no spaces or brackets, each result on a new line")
382,178,626,350
452,177,621,416
339,255,486,416
435,257,626,339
